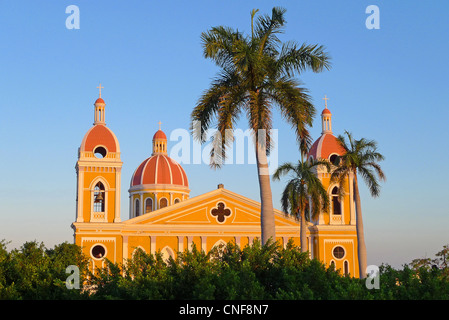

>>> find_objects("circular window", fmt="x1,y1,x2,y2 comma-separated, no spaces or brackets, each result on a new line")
333,246,345,259
94,146,107,159
91,244,106,259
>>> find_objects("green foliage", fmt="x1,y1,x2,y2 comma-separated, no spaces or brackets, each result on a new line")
0,239,448,300
0,240,89,299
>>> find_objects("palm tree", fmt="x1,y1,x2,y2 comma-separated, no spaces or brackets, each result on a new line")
191,7,331,245
273,158,330,253
331,131,386,278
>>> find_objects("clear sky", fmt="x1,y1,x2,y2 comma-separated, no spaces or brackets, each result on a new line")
0,1,448,268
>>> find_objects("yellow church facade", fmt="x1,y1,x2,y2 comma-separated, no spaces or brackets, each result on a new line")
71,91,360,278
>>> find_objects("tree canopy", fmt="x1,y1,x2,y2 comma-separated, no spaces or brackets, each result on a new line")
0,239,448,300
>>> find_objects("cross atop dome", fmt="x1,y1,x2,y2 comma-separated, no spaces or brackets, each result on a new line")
323,95,329,109
97,83,104,98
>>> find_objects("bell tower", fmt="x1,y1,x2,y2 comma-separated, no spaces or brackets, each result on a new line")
307,95,359,277
74,85,122,224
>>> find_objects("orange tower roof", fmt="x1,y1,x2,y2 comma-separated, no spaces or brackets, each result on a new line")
80,124,120,153
308,98,345,159
308,133,345,159
321,108,331,115
153,129,167,140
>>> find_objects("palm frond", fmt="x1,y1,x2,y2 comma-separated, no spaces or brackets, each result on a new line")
273,159,330,221
277,42,332,77
332,131,386,199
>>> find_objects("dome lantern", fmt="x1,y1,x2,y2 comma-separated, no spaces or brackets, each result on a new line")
94,83,106,125
152,121,168,155
321,95,332,134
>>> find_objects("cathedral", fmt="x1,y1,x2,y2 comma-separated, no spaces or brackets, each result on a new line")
71,89,360,277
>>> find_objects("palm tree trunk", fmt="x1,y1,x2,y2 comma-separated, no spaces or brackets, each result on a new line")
255,136,276,245
300,209,307,253
354,175,367,278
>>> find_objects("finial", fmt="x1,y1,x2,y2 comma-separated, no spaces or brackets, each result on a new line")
97,83,104,98
158,121,162,130
323,95,329,109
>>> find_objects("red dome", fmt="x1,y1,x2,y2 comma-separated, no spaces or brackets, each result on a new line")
321,108,331,115
153,130,167,140
131,154,188,187
95,98,105,104
80,124,120,153
308,133,345,160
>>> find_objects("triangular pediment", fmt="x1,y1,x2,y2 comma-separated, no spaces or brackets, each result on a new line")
123,188,299,228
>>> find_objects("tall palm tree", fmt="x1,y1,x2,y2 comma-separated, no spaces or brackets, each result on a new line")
331,131,386,278
273,158,330,253
191,7,331,245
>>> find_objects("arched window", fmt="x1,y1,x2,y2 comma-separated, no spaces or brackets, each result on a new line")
160,246,174,262
344,260,349,275
145,198,153,214
174,198,180,204
160,198,168,209
94,146,107,159
135,198,140,217
331,186,341,215
132,247,146,259
93,182,105,212
329,154,339,165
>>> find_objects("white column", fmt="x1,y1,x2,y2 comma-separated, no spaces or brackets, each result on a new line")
122,235,128,266
76,167,84,222
308,237,312,258
140,193,144,217
349,172,356,225
150,236,156,255
201,236,207,252
235,236,241,248
114,168,121,222
187,236,193,251
154,192,158,210
178,236,184,253
129,194,132,219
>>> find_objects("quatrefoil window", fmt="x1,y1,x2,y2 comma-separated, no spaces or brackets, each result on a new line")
211,202,231,223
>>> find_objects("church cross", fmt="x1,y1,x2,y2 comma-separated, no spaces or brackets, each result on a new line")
323,95,329,108
158,121,162,130
211,202,231,223
97,83,104,98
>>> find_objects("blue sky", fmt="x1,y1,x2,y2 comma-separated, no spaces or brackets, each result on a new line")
0,1,448,268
